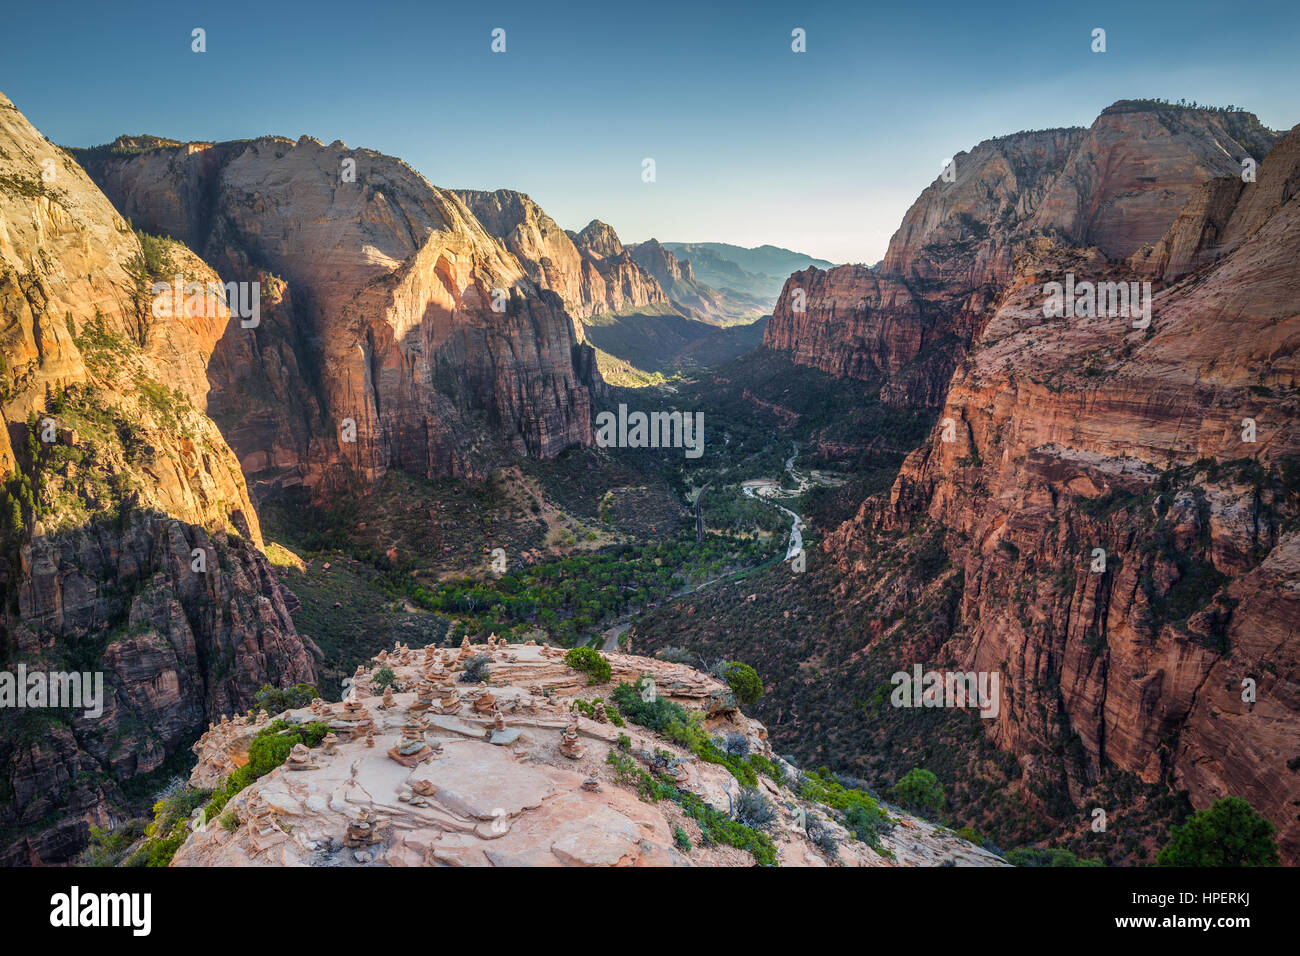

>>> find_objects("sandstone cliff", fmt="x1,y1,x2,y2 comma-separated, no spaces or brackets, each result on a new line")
453,192,669,320
77,138,599,495
825,121,1300,862
1131,121,1300,281
765,265,966,408
0,92,317,863
765,102,1279,406
171,640,1004,867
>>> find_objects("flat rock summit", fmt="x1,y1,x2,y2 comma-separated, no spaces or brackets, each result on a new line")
177,639,1002,867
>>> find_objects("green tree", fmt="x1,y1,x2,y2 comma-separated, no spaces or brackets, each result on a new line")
723,661,763,707
891,767,944,817
1156,797,1280,867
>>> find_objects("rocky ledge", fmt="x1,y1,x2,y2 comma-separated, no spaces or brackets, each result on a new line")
174,640,1003,867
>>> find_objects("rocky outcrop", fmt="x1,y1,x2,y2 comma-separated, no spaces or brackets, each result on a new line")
569,220,671,316
454,194,669,320
0,91,318,864
765,102,1279,408
881,128,1085,287
78,138,599,495
1028,101,1277,261
765,265,971,408
1131,124,1300,281
633,237,696,287
454,189,590,312
173,640,1004,867
825,120,1300,862
572,219,625,260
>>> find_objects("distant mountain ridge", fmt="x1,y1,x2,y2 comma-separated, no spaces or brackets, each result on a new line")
625,239,770,326
661,242,835,303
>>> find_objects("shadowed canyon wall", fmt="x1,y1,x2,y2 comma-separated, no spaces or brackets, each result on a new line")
0,93,317,863
79,137,600,497
798,105,1298,861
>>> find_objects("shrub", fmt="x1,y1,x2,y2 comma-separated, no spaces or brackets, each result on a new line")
150,775,188,804
673,825,692,852
82,819,146,866
701,657,730,679
1155,797,1280,867
746,753,785,784
677,790,776,866
123,787,212,867
655,646,695,665
612,679,757,786
798,770,894,847
845,804,894,846
459,654,491,684
253,682,318,714
612,678,691,733
723,732,750,757
663,714,709,752
1005,847,1103,867
733,787,777,832
602,749,774,865
723,662,763,707
603,749,676,803
605,749,642,788
371,667,398,691
564,646,611,684
891,767,944,817
808,819,839,858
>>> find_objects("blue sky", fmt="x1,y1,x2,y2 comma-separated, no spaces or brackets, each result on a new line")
3,0,1297,263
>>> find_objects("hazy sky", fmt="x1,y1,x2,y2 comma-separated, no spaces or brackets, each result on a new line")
3,0,1298,263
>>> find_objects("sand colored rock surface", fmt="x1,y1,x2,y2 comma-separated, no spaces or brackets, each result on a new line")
0,91,318,864
824,122,1300,861
78,135,599,494
176,642,1004,867
454,194,668,320
764,102,1279,402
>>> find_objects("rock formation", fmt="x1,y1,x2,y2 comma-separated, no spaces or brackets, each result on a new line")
764,265,962,407
629,239,749,323
174,641,1004,867
765,102,1280,408
75,137,601,496
453,192,668,320
0,91,317,864
821,114,1300,861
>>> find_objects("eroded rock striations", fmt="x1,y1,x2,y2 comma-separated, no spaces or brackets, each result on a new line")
453,192,669,320
765,102,1279,409
821,111,1300,861
77,138,600,496
0,92,317,863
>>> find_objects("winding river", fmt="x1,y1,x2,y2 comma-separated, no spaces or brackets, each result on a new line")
741,441,808,565
601,443,829,651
